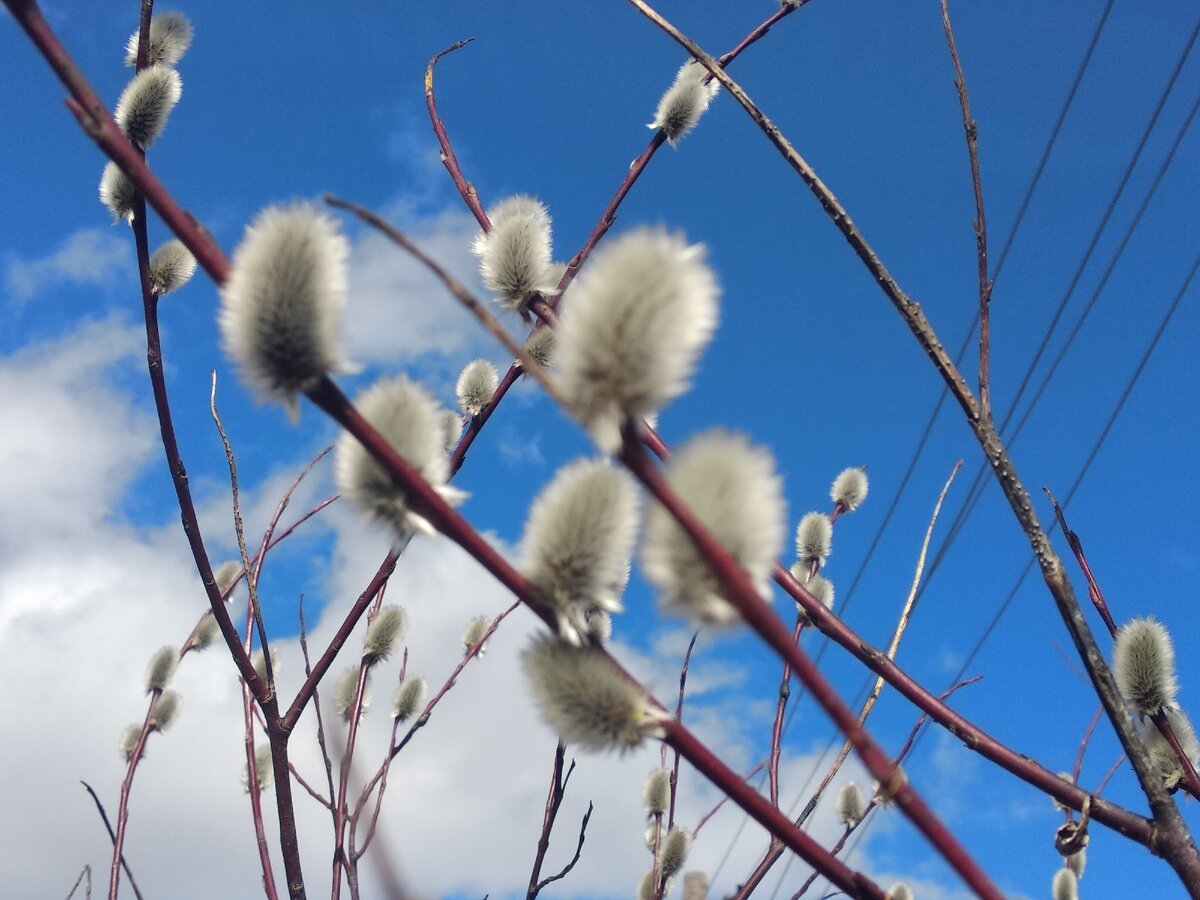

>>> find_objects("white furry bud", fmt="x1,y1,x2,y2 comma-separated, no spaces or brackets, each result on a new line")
392,674,427,722
219,203,352,417
831,466,869,512
660,826,692,879
835,781,865,827
124,12,193,68
334,666,370,722
335,375,467,538
1146,706,1200,790
362,606,407,665
789,568,834,621
642,430,785,625
144,645,178,693
1051,867,1078,900
99,162,138,224
524,327,556,369
795,512,832,566
190,611,220,651
1066,846,1086,880
119,724,144,762
114,66,181,148
888,884,914,900
556,228,718,451
648,60,720,147
455,359,499,416
521,459,639,645
1113,617,1178,712
683,872,708,900
522,634,670,753
643,769,671,815
462,615,491,656
472,195,556,317
242,744,274,793
251,649,279,685
150,690,181,732
148,239,196,296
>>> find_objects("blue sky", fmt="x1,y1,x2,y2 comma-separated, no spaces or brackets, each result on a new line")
2,1,1198,898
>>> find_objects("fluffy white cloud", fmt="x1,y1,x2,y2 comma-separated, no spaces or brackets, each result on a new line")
0,319,885,900
5,227,133,302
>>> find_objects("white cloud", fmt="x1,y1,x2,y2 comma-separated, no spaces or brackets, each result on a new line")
5,227,133,302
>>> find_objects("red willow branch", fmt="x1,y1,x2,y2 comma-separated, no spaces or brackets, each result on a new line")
426,39,489,230
625,2,1200,890
940,0,993,418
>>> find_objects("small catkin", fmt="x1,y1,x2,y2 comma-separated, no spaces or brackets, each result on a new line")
472,195,556,317
462,616,491,656
641,429,785,625
99,162,138,224
455,359,499,416
1051,770,1075,813
887,884,914,900
524,326,556,369
660,826,692,878
795,512,833,566
830,466,869,512
334,666,370,721
124,12,193,67
242,744,274,793
682,872,708,900
585,608,614,644
520,458,639,645
1052,867,1078,900
144,645,178,693
1145,706,1200,790
119,724,143,762
335,375,467,538
636,871,656,900
1113,617,1178,712
648,59,720,147
114,66,181,147
190,611,220,650
790,567,834,621
147,239,196,296
362,606,407,664
835,780,865,828
214,560,243,596
555,227,719,452
522,634,670,753
1066,846,1087,879
150,690,181,732
643,769,672,815
392,674,428,721
219,203,352,417
251,649,279,685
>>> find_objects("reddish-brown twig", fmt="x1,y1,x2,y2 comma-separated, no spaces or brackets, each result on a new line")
526,740,584,898
425,39,489,230
81,783,144,900
940,0,993,418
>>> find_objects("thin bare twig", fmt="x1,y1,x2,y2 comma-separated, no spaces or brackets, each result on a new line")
527,741,573,898
533,802,594,895
80,783,144,900
64,865,92,900
425,38,489,230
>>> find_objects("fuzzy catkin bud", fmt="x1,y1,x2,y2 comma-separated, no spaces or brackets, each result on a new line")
335,376,467,538
144,645,178,693
462,616,491,656
114,66,181,148
442,409,465,453
887,884,914,900
362,606,407,665
835,780,865,828
1066,846,1086,879
455,359,499,416
522,634,670,753
219,203,352,418
795,512,832,566
643,769,672,815
642,429,785,626
1052,867,1078,900
520,458,639,645
660,826,692,878
334,666,370,722
1145,706,1200,790
150,690,181,732
648,59,720,147
585,608,613,644
830,466,869,512
119,724,143,762
472,195,556,317
392,674,427,721
99,162,138,224
214,560,242,595
1113,617,1178,712
524,327,555,369
148,239,196,296
190,611,219,651
251,649,279,685
556,227,719,452
683,872,708,900
242,744,274,793
124,12,193,68
636,871,656,900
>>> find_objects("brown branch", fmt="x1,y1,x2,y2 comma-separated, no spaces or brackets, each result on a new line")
1044,488,1118,636
625,3,1198,887
80,783,144,900
533,801,594,895
425,38,489,230
668,632,699,831
526,741,571,898
299,595,339,817
940,0,993,417
64,864,92,900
